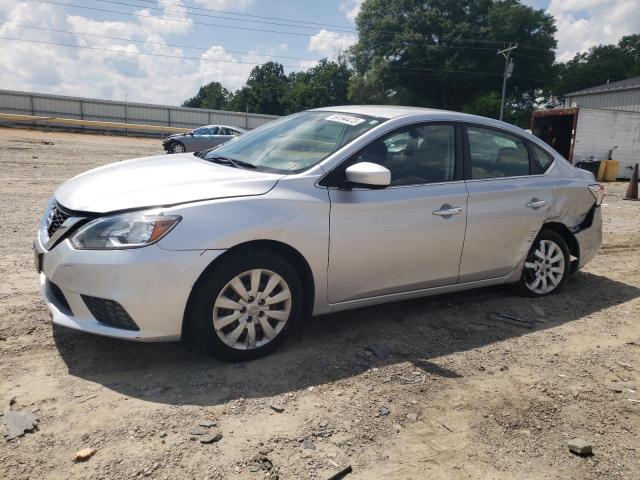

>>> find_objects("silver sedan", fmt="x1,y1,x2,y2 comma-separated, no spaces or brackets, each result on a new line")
35,106,603,360
162,125,245,153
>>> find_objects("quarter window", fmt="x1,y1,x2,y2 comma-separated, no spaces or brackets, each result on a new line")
353,124,456,186
529,142,555,172
467,127,530,179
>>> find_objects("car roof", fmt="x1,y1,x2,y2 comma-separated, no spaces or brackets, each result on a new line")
311,105,449,119
311,105,530,137
201,125,247,132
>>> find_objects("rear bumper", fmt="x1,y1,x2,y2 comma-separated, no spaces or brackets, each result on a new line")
575,207,602,268
35,235,223,341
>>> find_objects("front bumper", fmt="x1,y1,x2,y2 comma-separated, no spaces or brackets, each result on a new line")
35,234,223,341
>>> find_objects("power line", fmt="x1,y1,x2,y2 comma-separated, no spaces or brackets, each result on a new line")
1,35,544,80
3,22,538,58
29,0,358,40
95,0,358,33
0,35,308,69
125,0,359,31
2,23,323,62
104,0,552,54
29,0,552,54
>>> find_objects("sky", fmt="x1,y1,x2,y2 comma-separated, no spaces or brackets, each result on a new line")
0,0,638,105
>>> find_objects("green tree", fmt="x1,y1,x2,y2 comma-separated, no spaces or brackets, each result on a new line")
463,91,501,118
182,81,231,110
284,58,351,113
227,62,289,115
348,0,557,124
554,34,640,97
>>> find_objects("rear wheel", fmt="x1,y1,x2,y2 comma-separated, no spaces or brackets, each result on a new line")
189,250,303,361
513,229,570,297
170,141,185,154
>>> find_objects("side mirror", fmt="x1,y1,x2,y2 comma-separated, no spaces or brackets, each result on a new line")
345,162,391,188
189,131,194,136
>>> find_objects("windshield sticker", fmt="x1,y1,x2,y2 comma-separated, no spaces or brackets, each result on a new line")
283,161,302,170
325,114,366,126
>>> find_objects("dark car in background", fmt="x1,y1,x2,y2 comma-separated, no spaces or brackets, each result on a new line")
163,125,246,153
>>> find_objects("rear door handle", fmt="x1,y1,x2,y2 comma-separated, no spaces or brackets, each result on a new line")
433,206,463,216
526,199,547,209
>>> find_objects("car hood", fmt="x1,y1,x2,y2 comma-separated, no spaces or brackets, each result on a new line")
55,153,284,213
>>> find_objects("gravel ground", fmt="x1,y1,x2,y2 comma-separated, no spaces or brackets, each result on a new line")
1,127,639,480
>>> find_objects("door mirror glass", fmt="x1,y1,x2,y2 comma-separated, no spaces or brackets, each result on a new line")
345,162,391,187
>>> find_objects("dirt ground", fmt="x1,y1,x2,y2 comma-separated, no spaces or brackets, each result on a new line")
0,127,638,480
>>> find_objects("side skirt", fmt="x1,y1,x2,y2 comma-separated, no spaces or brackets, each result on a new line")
328,268,522,313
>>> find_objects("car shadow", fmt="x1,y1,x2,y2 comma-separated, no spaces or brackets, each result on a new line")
52,271,640,406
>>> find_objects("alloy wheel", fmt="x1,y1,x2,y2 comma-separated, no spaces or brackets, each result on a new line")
171,143,185,153
523,239,566,294
212,269,292,350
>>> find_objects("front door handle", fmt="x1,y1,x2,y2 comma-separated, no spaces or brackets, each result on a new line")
433,206,463,216
526,199,547,209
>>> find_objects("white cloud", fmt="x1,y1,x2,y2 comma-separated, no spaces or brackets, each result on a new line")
138,0,193,35
193,0,252,10
546,0,640,61
0,1,275,104
308,29,357,59
199,46,254,91
339,0,363,22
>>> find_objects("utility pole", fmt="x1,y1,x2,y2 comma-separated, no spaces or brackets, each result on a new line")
497,44,517,121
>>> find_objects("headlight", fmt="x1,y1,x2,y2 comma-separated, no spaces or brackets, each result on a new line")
70,213,181,250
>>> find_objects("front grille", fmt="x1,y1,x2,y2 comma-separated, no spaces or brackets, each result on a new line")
81,295,139,331
47,204,71,238
49,282,72,313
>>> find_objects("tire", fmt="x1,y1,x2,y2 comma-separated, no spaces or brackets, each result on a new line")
512,229,571,297
188,249,303,361
170,141,186,154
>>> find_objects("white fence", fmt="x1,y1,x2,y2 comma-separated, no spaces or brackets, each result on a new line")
0,89,278,135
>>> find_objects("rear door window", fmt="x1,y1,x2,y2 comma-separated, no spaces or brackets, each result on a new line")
467,127,531,179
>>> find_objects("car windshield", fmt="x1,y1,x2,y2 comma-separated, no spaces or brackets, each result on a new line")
202,111,385,173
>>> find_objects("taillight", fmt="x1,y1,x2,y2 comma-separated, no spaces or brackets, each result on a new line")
588,183,604,206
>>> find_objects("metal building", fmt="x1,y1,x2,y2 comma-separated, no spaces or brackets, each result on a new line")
564,76,640,112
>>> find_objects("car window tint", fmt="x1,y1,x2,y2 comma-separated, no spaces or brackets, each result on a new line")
530,142,555,172
208,127,218,135
354,124,456,186
193,127,206,136
467,127,530,179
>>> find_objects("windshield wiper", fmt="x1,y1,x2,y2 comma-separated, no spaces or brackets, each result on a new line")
207,156,257,169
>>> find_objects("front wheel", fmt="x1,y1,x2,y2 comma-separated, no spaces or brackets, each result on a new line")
170,141,185,154
188,250,303,361
513,230,570,297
